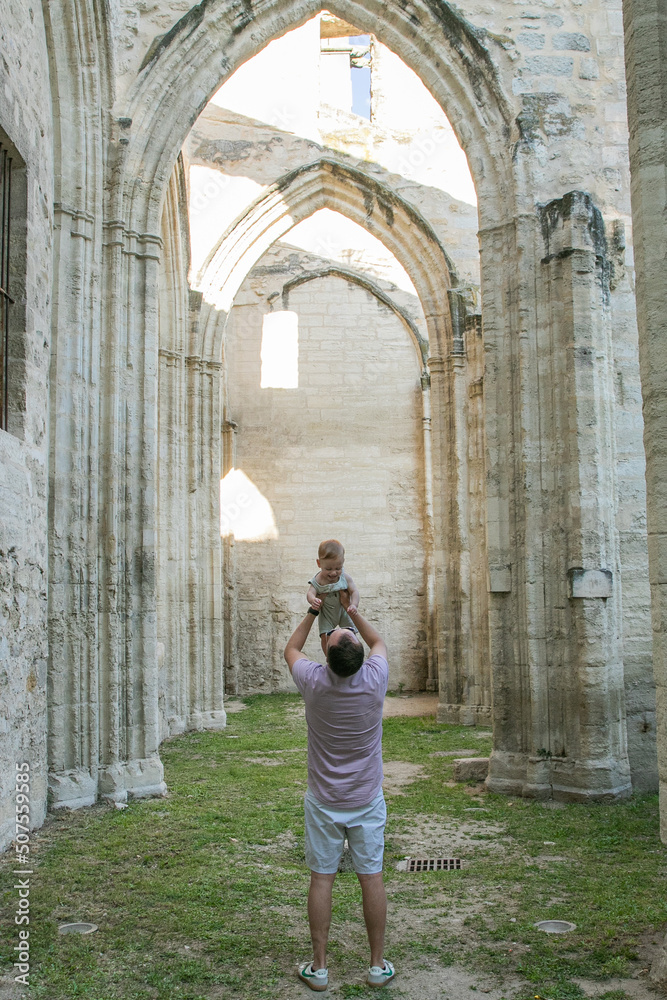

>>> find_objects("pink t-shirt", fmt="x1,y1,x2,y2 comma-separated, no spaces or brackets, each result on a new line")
291,654,388,809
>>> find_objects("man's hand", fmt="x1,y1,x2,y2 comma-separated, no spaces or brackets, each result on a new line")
343,596,358,613
341,575,360,615
346,606,386,660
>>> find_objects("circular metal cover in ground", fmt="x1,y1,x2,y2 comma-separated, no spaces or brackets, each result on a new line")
534,920,576,934
58,922,98,935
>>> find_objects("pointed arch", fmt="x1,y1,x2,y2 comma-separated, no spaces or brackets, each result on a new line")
110,0,517,237
194,158,455,362
281,266,427,364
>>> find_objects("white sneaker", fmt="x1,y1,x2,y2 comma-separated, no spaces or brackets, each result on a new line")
368,959,396,987
298,962,328,991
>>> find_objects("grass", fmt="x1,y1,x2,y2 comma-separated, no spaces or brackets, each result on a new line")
1,693,665,999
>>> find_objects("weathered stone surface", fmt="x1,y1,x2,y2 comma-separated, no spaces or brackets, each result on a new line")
453,758,490,782
623,0,667,980
0,0,53,850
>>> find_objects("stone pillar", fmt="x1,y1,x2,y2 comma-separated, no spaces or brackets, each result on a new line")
97,218,166,803
465,313,491,720
623,0,667,986
623,0,667,838
436,290,484,725
45,0,105,810
185,351,226,731
538,192,628,800
420,370,438,692
485,204,631,801
157,341,189,737
158,164,190,738
157,169,226,736
429,352,458,713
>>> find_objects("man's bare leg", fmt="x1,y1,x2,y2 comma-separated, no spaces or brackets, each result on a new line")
357,871,387,968
308,871,336,970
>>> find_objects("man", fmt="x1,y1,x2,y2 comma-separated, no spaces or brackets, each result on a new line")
284,602,396,991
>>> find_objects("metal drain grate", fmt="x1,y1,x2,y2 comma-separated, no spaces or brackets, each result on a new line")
406,857,462,872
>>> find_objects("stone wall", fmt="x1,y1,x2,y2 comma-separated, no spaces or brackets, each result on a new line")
0,0,53,849
223,246,428,692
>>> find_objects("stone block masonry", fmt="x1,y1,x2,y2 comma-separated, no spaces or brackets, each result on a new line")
224,259,428,692
0,0,53,850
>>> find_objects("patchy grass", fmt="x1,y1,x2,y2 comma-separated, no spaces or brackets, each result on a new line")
1,694,665,1000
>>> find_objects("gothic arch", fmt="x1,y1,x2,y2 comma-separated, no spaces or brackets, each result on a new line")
112,0,517,238
173,154,475,726
281,267,427,364
194,158,455,363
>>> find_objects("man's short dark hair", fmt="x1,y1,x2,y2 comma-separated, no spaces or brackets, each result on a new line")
327,634,364,677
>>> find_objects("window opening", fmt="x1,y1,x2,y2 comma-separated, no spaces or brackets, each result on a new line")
0,142,13,432
320,16,372,119
349,35,371,119
260,311,299,388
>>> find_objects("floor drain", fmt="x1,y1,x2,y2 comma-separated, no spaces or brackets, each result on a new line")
58,922,98,935
406,858,462,872
534,920,576,934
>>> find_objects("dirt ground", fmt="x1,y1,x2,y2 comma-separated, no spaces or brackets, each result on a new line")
382,694,440,717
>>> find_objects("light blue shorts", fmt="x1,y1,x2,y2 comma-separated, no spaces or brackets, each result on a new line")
304,789,386,875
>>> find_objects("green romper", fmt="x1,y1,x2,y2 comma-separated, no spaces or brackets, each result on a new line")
309,572,357,635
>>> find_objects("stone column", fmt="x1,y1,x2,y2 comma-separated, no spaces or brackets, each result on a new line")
484,204,630,801
435,293,478,724
185,350,226,731
44,0,106,810
481,217,531,788
623,0,667,985
158,163,191,738
428,352,456,713
537,192,628,801
465,313,491,720
97,217,166,803
157,344,189,736
420,370,438,692
158,170,226,736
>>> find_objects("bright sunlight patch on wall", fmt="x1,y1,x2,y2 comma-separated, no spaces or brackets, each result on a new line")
260,311,299,388
220,468,279,541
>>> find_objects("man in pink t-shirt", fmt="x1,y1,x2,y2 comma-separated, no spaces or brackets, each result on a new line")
284,604,396,991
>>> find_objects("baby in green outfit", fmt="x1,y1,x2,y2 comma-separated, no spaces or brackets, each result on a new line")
306,538,360,657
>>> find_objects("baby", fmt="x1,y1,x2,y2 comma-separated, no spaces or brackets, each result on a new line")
307,539,360,656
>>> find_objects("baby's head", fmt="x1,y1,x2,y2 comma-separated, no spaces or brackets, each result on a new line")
317,538,345,583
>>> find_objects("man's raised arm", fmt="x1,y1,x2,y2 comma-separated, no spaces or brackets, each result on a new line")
284,610,319,673
346,606,387,660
